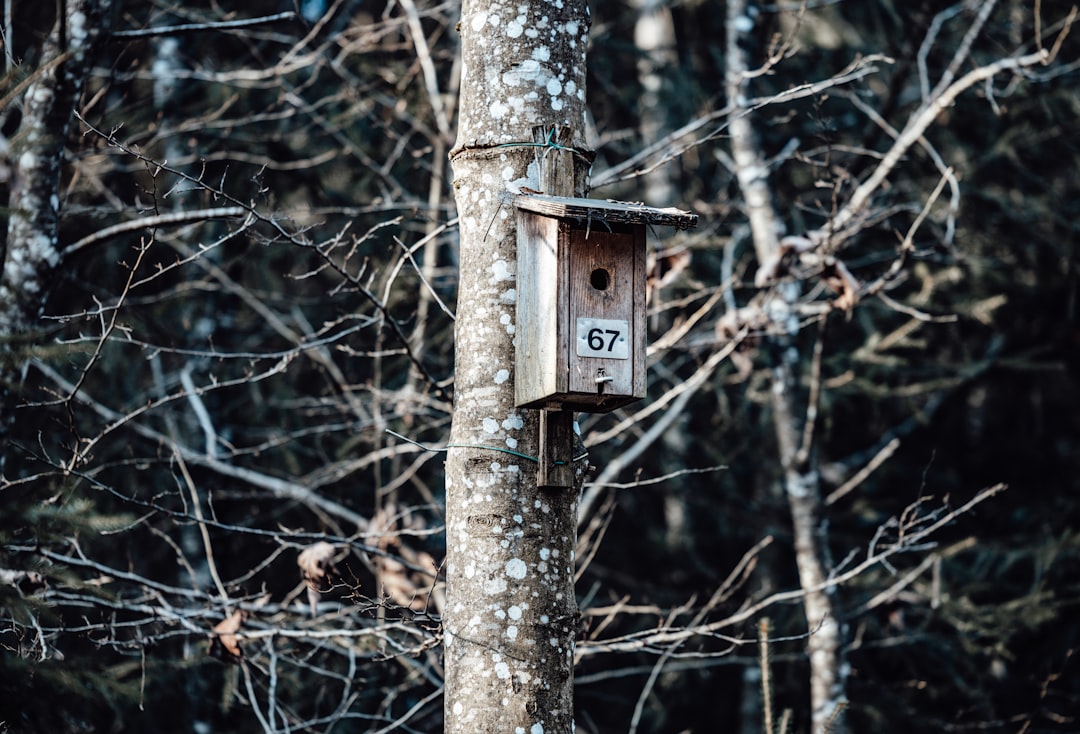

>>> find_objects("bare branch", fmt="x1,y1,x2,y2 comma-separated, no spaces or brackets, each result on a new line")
111,11,297,39
579,485,1007,657
63,207,247,258
817,48,1050,246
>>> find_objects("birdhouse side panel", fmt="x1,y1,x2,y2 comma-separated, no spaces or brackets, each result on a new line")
515,212,565,408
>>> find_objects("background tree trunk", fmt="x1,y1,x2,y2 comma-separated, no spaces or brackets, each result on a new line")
147,27,221,734
444,1,591,731
725,1,847,731
630,0,677,208
1,0,111,469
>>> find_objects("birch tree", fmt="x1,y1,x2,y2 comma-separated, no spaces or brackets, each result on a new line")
716,1,1061,731
1,0,111,465
724,1,846,730
444,1,591,730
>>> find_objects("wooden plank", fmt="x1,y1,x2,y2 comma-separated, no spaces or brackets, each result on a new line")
567,226,636,399
513,193,698,230
537,409,575,489
515,211,562,408
630,224,647,398
534,126,577,488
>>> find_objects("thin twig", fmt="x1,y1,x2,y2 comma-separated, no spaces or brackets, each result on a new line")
393,234,456,321
179,365,220,458
820,48,1049,245
761,618,774,734
111,12,297,39
585,465,728,490
578,484,1007,656
917,4,966,103
397,0,451,139
240,661,275,734
825,438,901,506
173,450,230,603
796,318,826,468
61,236,150,451
927,1,999,104
63,207,247,258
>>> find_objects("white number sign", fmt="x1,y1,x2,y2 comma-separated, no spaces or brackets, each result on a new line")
576,318,630,359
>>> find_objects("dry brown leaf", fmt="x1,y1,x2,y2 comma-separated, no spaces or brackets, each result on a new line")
377,556,419,609
209,609,247,663
370,504,441,612
297,541,338,591
0,568,47,592
298,541,339,617
377,551,438,612
821,258,861,311
646,247,692,303
753,234,861,312
754,235,816,288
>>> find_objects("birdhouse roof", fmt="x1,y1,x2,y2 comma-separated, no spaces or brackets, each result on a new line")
513,194,698,231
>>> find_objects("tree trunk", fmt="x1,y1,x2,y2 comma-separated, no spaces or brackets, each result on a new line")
1,0,112,469
444,2,590,731
630,0,678,208
724,1,847,731
147,28,221,734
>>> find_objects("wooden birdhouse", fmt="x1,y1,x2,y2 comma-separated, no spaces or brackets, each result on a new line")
514,194,698,413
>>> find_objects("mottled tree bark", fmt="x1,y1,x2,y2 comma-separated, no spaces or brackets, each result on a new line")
444,1,590,731
1,0,112,469
725,1,847,732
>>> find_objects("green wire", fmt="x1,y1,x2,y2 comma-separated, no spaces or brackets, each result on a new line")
494,126,579,155
386,429,540,463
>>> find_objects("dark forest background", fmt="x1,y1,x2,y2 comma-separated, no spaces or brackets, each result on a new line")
2,1,1078,732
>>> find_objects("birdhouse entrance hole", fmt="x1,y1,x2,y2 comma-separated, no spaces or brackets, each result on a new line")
590,268,611,291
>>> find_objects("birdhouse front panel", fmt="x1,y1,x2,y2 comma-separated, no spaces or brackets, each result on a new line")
565,224,645,405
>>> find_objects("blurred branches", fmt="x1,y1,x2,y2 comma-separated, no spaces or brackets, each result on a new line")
1,0,1078,732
